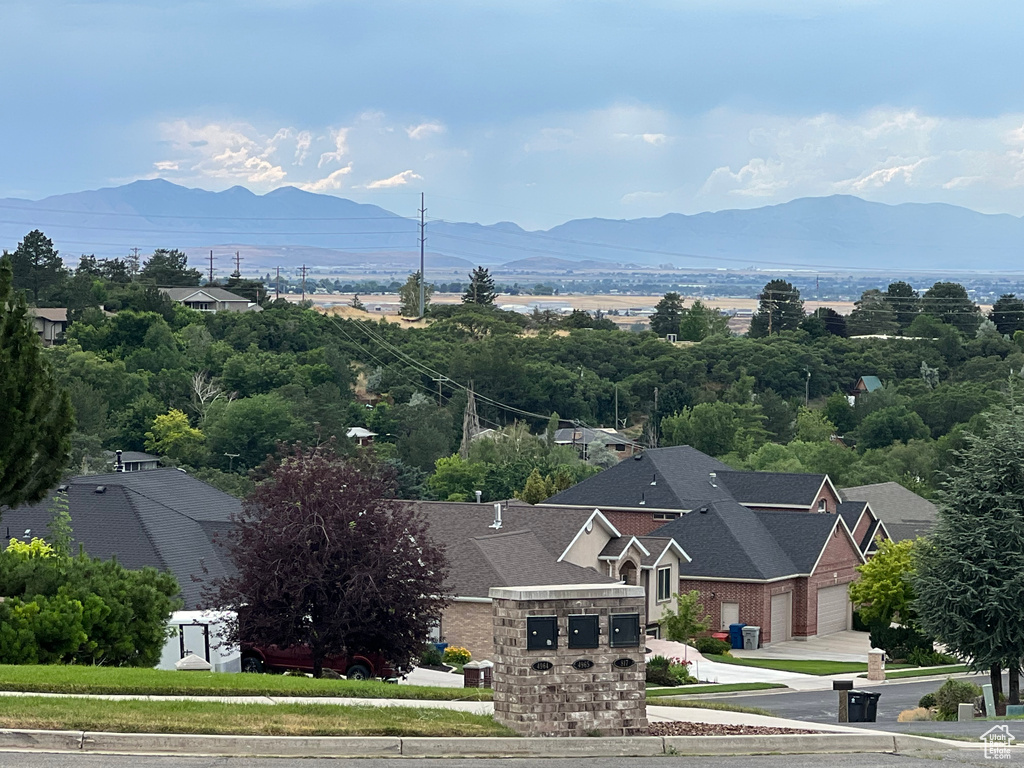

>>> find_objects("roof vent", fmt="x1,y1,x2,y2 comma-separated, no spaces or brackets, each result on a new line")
94,485,106,494
639,493,646,506
650,474,657,486
475,490,483,504
708,472,717,487
633,453,643,461
57,484,68,493
489,502,503,530
699,506,709,514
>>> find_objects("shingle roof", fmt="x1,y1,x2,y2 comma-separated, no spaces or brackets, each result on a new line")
27,307,68,322
650,501,844,580
553,427,640,448
404,500,615,598
837,500,869,532
857,376,883,392
717,470,827,507
161,287,251,303
545,446,733,510
3,468,239,608
840,482,938,541
636,536,681,567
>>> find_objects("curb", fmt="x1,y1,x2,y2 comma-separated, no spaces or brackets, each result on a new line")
0,728,998,757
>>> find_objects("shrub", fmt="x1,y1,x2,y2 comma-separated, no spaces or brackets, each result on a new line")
934,678,981,721
646,656,678,687
898,707,933,722
668,657,696,685
869,624,932,661
443,646,471,665
907,647,959,667
918,692,936,709
694,637,732,656
419,644,443,667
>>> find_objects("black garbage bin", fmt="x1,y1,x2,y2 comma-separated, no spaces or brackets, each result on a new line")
848,690,879,723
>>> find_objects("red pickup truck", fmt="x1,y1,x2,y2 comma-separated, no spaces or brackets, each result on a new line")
240,643,400,680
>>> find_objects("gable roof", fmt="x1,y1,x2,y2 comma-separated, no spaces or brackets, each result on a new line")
3,468,239,608
27,307,68,322
836,500,869,533
161,287,250,303
553,427,640,448
717,470,832,508
856,376,883,392
404,500,616,598
840,482,938,541
544,446,733,510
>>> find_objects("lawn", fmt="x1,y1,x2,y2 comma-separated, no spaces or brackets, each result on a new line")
0,695,512,737
0,664,491,701
646,699,775,717
646,682,787,697
873,664,969,680
702,655,868,676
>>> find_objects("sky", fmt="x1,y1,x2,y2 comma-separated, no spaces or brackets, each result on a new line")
4,0,1024,229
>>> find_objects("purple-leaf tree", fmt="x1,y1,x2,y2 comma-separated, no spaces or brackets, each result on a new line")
209,445,449,678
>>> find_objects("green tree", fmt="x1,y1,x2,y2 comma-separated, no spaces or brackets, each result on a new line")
885,281,920,330
650,292,684,337
914,398,1024,703
823,392,857,434
427,454,488,501
989,294,1024,336
661,590,710,643
921,281,981,335
9,230,66,304
795,408,837,443
461,266,498,305
145,409,208,465
138,249,202,287
517,467,556,504
661,402,766,458
847,289,899,336
679,300,729,341
849,538,917,627
855,406,929,450
0,254,75,510
205,393,305,471
804,307,847,338
398,271,433,317
748,280,803,337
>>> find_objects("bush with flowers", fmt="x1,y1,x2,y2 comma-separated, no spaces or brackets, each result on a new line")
443,645,472,665
645,655,697,686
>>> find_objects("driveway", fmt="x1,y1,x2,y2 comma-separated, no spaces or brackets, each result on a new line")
732,630,872,663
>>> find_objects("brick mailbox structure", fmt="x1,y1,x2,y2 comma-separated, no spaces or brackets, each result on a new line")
489,584,647,737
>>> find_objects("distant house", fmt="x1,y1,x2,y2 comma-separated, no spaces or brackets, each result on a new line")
160,287,261,313
553,426,641,460
4,469,237,609
27,307,68,346
853,376,883,397
105,450,161,472
346,427,377,447
841,482,938,541
542,445,878,644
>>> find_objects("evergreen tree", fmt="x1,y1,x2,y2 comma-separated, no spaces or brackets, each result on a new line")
650,292,684,337
398,271,433,317
885,281,920,330
847,289,898,336
350,294,366,310
748,279,803,337
921,281,981,335
914,396,1024,704
0,254,75,510
138,249,202,287
461,266,498,305
9,230,66,304
990,294,1024,336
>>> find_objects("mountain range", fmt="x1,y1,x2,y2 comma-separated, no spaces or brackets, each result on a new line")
1,179,1022,274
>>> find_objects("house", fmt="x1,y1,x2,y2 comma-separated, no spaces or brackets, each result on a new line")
27,307,68,346
2,468,237,608
346,427,377,447
409,500,690,656
841,482,938,541
160,287,261,313
853,375,883,397
104,450,161,472
553,427,642,459
542,445,878,643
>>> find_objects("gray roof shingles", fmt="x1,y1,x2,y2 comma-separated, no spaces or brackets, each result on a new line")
841,482,938,541
716,470,827,507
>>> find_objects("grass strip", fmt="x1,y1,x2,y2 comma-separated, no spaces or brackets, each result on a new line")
0,664,490,701
647,699,775,717
702,655,868,676
870,664,969,680
647,682,786,697
0,695,513,737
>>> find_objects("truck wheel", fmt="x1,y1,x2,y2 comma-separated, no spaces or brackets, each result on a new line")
241,655,265,673
346,664,371,680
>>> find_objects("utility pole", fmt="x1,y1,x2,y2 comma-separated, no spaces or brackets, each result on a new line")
615,384,619,431
300,264,308,302
232,251,242,279
208,250,215,284
128,247,141,279
419,193,426,318
652,387,659,448
805,370,811,407
431,376,449,406
275,266,281,300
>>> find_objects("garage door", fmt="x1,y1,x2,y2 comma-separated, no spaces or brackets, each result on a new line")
816,584,850,636
770,593,790,643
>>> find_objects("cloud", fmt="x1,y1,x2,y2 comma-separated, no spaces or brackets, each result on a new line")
362,170,423,189
157,121,287,184
293,130,312,164
153,160,179,171
299,164,353,192
317,128,349,167
406,122,445,140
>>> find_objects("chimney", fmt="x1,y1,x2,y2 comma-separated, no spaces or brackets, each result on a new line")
115,450,124,473
489,502,503,530
474,490,483,504
708,472,717,487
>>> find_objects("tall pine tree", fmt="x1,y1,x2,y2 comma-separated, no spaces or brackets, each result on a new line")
461,266,498,305
914,392,1024,705
9,230,66,304
0,253,75,510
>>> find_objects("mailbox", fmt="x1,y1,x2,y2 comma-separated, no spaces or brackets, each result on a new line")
609,613,641,648
527,616,558,650
567,614,600,649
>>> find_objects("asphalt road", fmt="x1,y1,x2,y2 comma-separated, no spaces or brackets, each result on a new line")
0,754,1009,768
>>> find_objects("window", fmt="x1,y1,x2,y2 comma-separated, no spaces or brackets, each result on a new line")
657,566,672,602
653,512,680,521
818,499,828,513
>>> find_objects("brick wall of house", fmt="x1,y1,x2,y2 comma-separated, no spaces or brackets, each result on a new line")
803,525,862,637
603,510,672,537
442,600,495,659
817,483,842,515
852,511,873,547
680,578,770,641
